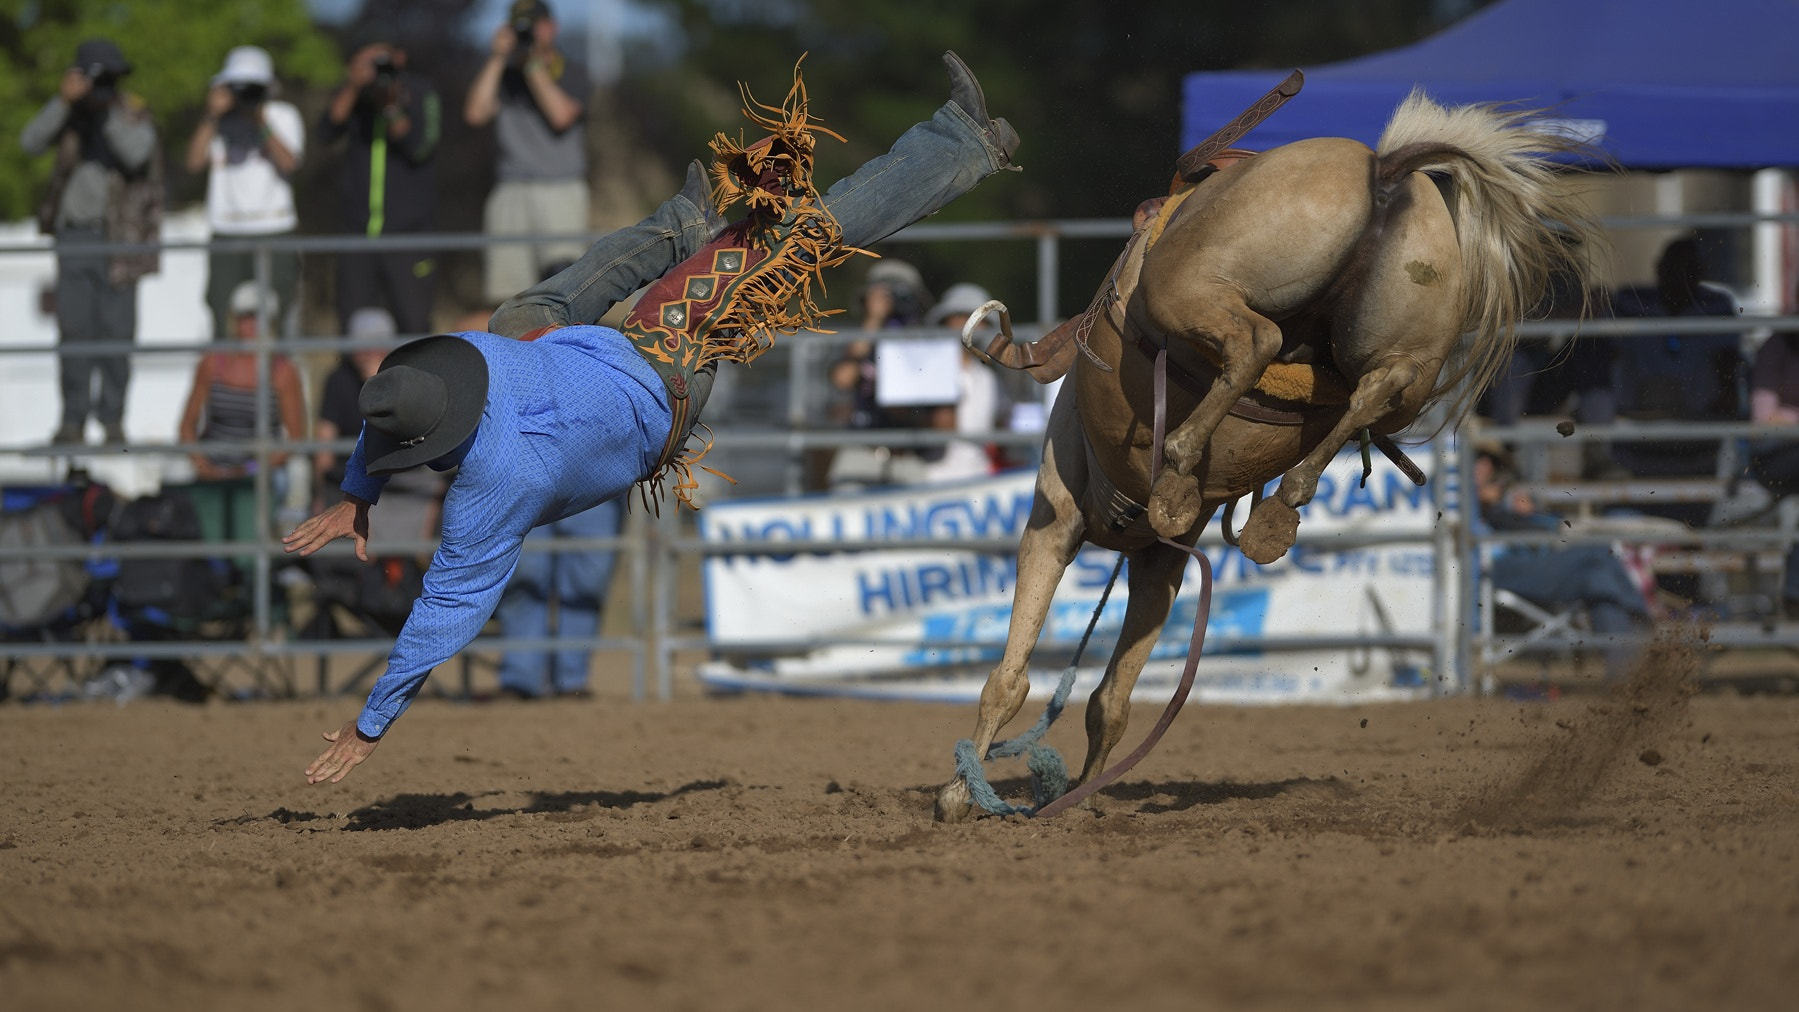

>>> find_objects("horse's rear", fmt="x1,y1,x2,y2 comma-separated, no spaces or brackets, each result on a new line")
1145,90,1599,560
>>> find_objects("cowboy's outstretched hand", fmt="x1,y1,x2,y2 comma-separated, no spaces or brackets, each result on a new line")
306,719,380,784
283,497,370,561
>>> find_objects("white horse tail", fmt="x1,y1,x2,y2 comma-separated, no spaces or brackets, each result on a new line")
1374,88,1604,420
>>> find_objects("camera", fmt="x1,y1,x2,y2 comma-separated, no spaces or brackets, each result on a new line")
82,65,120,93
512,15,536,50
371,52,396,88
228,82,267,106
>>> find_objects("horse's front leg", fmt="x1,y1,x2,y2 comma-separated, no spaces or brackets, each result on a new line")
936,409,1090,823
1237,358,1422,564
1139,298,1284,538
1079,538,1191,787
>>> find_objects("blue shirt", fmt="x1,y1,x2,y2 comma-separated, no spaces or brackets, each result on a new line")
341,327,671,737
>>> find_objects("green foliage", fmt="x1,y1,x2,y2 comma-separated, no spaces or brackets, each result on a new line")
0,0,341,221
625,0,1477,317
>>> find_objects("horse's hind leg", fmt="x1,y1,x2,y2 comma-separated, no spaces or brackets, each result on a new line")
1079,538,1191,788
1238,357,1424,564
935,404,1090,823
1140,296,1284,538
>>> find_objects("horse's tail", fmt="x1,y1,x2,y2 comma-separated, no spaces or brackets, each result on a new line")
1375,88,1604,423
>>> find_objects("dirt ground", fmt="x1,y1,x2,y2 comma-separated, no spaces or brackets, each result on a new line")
3,634,1797,1012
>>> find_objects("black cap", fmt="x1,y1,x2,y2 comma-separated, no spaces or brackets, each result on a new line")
73,38,132,77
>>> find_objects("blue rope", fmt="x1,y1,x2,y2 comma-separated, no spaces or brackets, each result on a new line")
953,554,1126,817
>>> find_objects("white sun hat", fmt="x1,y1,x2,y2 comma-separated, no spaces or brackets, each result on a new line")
212,46,275,87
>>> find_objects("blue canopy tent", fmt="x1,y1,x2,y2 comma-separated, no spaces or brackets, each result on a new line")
1180,0,1799,170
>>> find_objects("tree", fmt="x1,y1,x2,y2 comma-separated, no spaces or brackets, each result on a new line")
0,0,341,221
619,0,1491,318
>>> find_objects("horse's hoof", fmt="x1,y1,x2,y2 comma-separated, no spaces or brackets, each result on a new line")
1238,498,1301,564
934,780,976,823
1149,471,1202,538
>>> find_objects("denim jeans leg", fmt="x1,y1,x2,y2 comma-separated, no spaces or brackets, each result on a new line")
489,102,1006,338
488,195,717,337
547,500,623,693
819,102,1007,249
497,526,555,695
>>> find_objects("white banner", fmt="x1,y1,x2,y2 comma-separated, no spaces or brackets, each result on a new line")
698,441,1458,703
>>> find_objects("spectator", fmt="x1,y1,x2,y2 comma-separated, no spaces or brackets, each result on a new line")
285,51,1021,782
313,307,397,511
1746,327,1799,615
319,36,441,335
828,259,934,429
496,498,623,700
174,281,309,555
464,0,591,305
1482,268,1622,479
185,46,304,343
1475,441,1652,678
178,282,309,471
303,304,442,640
1608,236,1746,481
919,281,1003,484
824,260,936,487
20,38,162,447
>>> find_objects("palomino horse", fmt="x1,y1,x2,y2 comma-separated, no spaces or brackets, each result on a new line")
934,91,1599,822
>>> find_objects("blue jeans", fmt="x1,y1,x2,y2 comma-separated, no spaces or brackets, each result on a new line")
1492,544,1649,676
495,499,624,696
488,101,1008,338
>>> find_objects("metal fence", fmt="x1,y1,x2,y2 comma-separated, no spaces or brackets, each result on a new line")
4,210,1799,703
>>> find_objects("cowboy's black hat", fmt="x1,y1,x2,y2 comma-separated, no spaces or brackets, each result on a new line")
358,335,489,475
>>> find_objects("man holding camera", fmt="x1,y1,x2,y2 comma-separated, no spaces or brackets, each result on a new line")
21,38,162,447
320,37,442,336
186,46,304,345
463,0,590,305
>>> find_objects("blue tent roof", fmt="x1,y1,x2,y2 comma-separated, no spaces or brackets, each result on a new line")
1180,0,1799,169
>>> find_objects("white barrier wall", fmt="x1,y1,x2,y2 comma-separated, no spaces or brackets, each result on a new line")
0,211,213,496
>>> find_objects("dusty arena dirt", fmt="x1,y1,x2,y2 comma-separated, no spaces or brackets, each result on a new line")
4,633,1797,1011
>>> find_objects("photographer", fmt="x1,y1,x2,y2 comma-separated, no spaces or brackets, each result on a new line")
185,46,304,345
319,38,442,336
463,0,590,304
20,38,162,447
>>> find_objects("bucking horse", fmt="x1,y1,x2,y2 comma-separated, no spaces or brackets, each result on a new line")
934,85,1601,822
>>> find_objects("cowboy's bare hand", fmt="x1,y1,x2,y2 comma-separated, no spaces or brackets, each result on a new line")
282,498,370,561
305,719,379,784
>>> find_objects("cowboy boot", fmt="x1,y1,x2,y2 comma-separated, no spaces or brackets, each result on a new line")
677,158,728,242
943,51,1021,166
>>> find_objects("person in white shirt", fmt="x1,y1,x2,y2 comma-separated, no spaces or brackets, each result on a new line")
921,282,1004,484
185,46,304,342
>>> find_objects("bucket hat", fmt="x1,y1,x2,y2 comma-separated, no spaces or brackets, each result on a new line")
926,282,994,326
212,46,275,88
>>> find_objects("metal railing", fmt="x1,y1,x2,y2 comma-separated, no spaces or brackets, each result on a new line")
4,209,1799,702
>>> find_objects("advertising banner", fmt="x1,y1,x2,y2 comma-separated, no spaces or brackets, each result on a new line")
698,442,1458,704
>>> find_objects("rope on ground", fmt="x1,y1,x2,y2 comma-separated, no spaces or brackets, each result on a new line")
953,553,1126,817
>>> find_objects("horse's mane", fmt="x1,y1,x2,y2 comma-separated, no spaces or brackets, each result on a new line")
1375,90,1605,430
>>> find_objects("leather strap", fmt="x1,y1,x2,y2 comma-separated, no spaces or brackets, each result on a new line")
1174,69,1304,183
1034,347,1212,818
